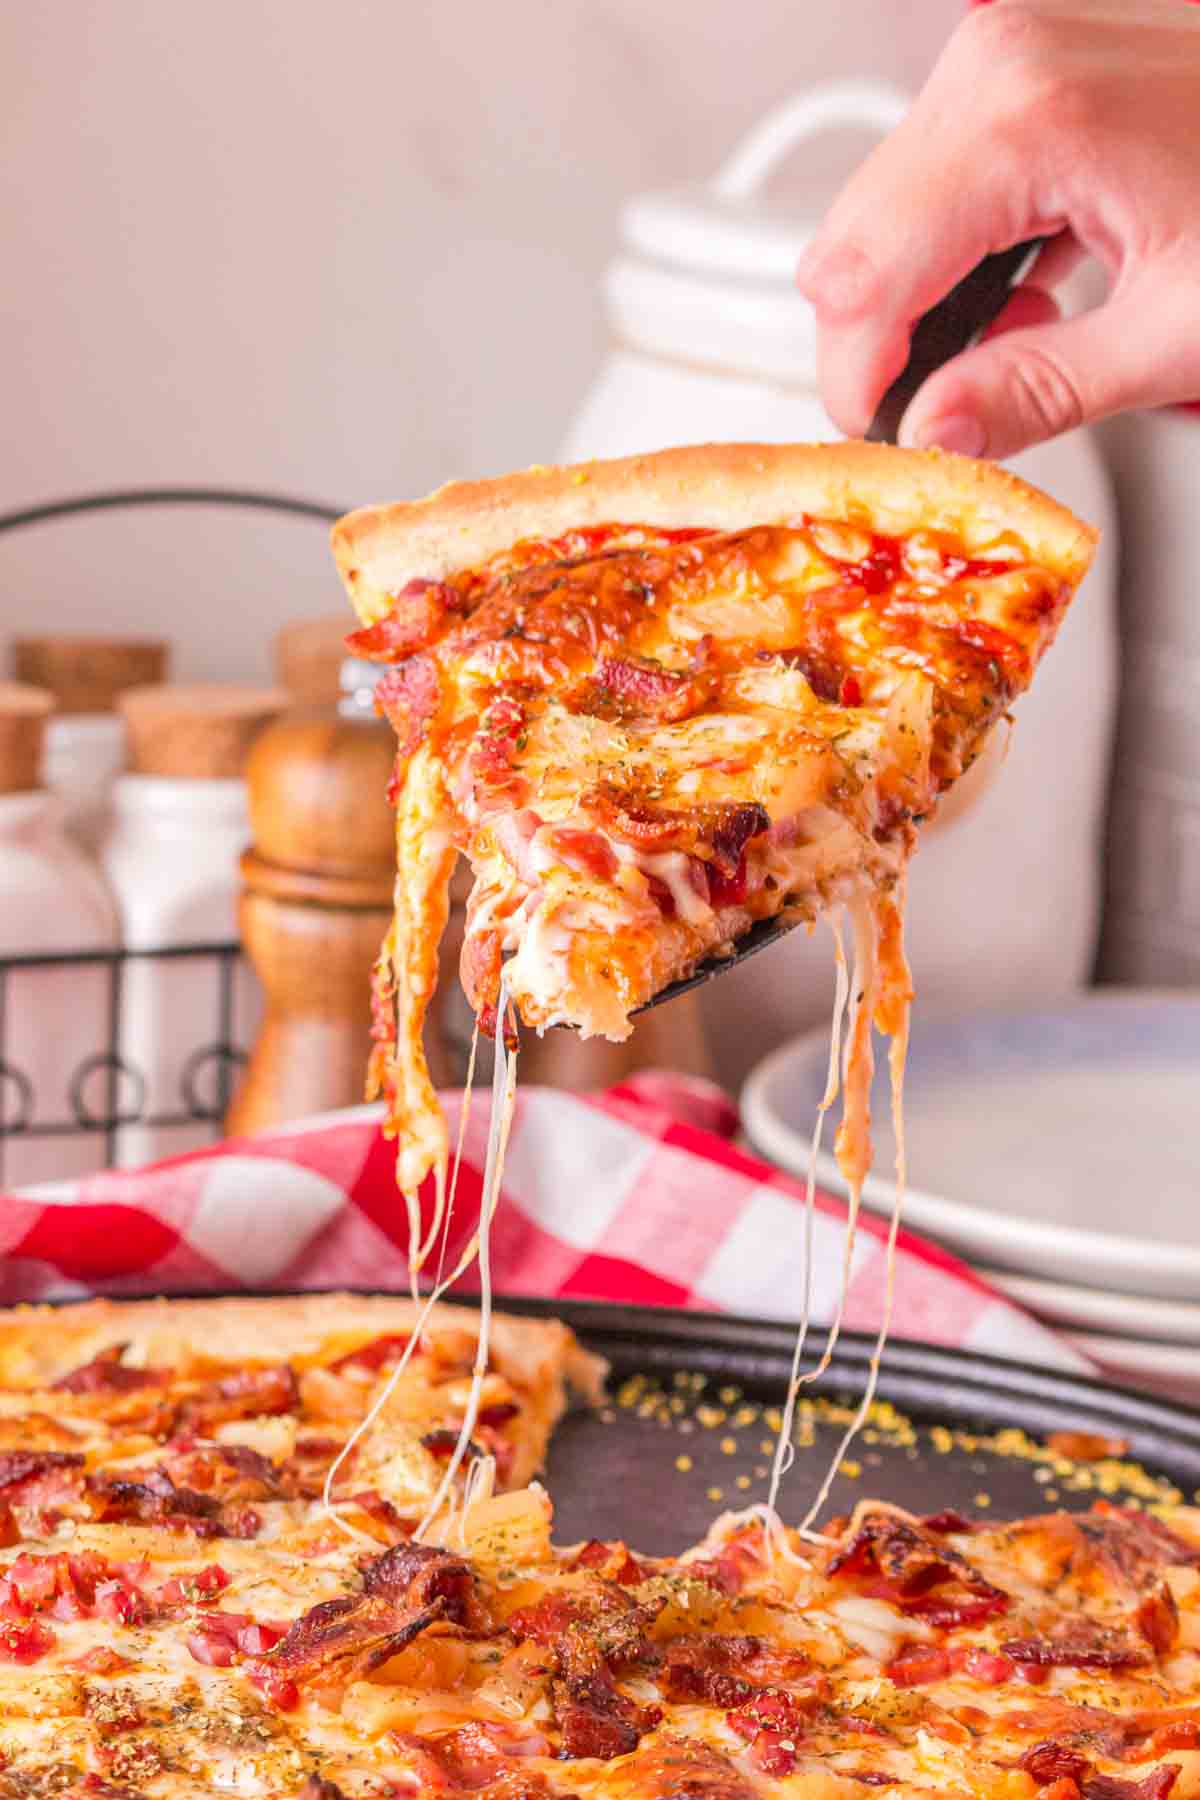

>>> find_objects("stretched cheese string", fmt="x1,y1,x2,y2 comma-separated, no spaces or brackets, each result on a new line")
416,968,519,1541
767,890,880,1540
319,1011,497,1544
766,910,850,1514
800,878,912,1534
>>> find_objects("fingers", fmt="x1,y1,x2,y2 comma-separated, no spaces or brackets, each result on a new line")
897,277,1200,459
796,11,1057,436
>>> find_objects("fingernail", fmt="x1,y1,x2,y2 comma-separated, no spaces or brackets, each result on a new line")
907,413,987,457
796,242,875,317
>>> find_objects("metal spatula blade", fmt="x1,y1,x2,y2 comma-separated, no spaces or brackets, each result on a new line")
632,914,800,1016
570,240,1047,1023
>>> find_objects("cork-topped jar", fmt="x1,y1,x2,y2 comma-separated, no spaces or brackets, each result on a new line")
100,683,287,1167
13,636,169,853
274,615,353,708
0,683,119,1187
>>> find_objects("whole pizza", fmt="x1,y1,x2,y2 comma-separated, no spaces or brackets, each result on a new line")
2,1293,1199,1800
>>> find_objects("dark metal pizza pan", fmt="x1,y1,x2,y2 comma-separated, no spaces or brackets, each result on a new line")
27,1289,1200,1558
490,1300,1200,1555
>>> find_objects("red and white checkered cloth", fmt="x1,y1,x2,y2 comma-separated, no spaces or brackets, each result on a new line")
0,1074,1087,1376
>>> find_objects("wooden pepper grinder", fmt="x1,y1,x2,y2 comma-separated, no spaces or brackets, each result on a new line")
226,660,408,1136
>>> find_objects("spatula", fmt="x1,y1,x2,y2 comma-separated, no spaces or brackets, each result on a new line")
630,238,1046,1016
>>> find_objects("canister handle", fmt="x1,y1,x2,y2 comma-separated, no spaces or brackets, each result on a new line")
712,80,909,202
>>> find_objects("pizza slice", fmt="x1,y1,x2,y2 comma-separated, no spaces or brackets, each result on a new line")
0,1294,602,1530
332,442,1096,1196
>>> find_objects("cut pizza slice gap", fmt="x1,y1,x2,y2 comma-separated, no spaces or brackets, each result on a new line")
333,441,1096,1200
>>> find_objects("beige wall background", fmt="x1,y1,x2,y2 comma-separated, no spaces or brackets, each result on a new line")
0,2,961,680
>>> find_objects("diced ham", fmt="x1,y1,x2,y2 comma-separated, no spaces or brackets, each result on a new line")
0,1617,55,1663
954,1646,1015,1685
375,653,440,759
327,1331,415,1375
570,1539,649,1587
885,1645,951,1687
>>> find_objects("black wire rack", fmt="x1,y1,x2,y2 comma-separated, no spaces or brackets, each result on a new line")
0,485,347,1189
0,943,246,1186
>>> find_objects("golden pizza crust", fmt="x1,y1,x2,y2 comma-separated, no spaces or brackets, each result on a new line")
0,1292,604,1403
332,441,1098,625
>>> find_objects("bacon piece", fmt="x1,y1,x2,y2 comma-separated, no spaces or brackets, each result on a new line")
686,1533,765,1596
52,1346,165,1394
422,1426,483,1462
0,1504,16,1549
1022,1743,1091,1786
553,1639,661,1761
178,1363,299,1433
396,1722,552,1792
1082,1772,1180,1800
295,1781,349,1800
346,579,463,663
921,1509,975,1535
545,828,619,883
87,1469,223,1535
592,653,715,723
376,653,440,759
327,1332,415,1375
158,1442,280,1502
1135,1581,1180,1655
661,1634,812,1708
0,1450,84,1493
1001,1627,1150,1671
708,802,770,878
270,1543,477,1685
508,1582,659,1671
569,1539,648,1587
827,1510,1008,1625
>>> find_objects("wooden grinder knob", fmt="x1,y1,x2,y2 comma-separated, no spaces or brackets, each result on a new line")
225,699,444,1136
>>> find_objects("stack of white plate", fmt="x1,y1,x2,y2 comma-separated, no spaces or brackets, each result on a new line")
742,992,1200,1403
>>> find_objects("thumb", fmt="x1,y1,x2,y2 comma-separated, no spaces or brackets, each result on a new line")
898,283,1199,460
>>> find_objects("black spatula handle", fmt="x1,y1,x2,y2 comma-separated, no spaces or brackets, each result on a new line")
865,237,1046,445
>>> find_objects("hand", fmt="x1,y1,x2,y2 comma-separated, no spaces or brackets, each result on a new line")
796,0,1200,458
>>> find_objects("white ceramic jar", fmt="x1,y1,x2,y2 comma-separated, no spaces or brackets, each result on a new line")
0,686,119,1189
560,82,1120,1092
100,775,263,1167
42,714,127,852
98,685,285,1167
1097,408,1200,985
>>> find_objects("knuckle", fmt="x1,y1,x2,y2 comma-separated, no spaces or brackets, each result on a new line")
1002,342,1085,441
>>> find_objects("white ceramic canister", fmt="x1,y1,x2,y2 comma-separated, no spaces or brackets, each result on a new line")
1096,408,1200,985
0,684,119,1190
100,685,286,1167
42,714,127,852
560,82,1120,1092
14,636,168,855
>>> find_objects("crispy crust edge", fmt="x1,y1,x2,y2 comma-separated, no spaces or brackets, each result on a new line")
332,441,1098,624
0,1292,605,1402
